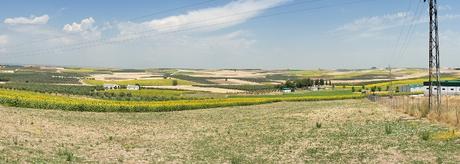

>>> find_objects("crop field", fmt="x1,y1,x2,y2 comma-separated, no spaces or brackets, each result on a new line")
0,89,364,112
0,83,102,96
99,89,211,101
0,72,83,84
105,89,198,98
83,79,197,86
286,68,426,80
231,90,356,98
364,76,458,88
1,99,459,163
199,84,278,92
0,66,459,163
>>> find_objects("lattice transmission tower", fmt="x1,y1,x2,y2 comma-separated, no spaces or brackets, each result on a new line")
425,0,441,112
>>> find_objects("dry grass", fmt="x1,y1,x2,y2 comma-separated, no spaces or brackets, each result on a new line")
381,96,460,128
0,99,459,163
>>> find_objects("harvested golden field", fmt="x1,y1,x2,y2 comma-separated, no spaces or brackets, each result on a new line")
0,99,459,163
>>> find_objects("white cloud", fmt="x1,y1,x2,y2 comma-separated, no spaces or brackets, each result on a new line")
336,12,414,33
337,11,460,34
439,5,452,11
441,14,460,20
63,17,96,32
143,0,288,32
4,15,49,25
0,35,7,45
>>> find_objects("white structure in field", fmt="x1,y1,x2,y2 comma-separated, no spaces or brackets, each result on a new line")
423,81,460,96
127,85,140,90
399,84,425,93
281,87,293,93
103,84,120,90
0,70,15,73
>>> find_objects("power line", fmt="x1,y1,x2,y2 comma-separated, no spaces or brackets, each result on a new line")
397,0,425,60
388,0,415,64
389,0,425,67
3,0,376,59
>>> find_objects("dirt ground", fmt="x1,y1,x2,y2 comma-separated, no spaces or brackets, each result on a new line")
182,69,267,78
91,73,163,81
0,100,459,163
143,85,246,93
208,78,261,85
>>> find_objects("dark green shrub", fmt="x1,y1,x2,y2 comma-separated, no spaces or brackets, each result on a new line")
316,122,322,129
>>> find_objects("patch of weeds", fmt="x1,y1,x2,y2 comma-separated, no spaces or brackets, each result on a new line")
431,130,460,141
384,123,393,135
12,136,18,145
316,122,322,129
108,136,113,141
229,156,245,164
419,131,431,141
57,148,75,162
436,157,443,164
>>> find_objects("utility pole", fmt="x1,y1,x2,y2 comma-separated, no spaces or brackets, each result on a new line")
388,65,393,95
388,65,394,109
425,0,441,112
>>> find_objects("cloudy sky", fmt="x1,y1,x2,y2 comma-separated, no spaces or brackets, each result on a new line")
0,0,459,69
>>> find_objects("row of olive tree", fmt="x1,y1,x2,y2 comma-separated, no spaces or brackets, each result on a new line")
280,78,332,89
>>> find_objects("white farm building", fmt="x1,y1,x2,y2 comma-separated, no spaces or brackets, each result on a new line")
127,85,140,90
399,84,425,93
423,81,460,96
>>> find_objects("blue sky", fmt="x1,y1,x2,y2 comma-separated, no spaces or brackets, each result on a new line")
0,0,459,69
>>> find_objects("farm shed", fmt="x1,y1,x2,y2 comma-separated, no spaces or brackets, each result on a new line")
127,84,140,90
399,84,424,93
423,81,460,96
281,87,293,93
103,84,120,90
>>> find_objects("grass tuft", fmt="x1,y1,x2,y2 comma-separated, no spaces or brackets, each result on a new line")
57,149,75,162
316,122,322,129
384,123,392,135
420,131,431,141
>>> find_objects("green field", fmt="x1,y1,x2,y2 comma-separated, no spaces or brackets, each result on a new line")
365,77,458,88
83,79,197,86
231,90,356,98
1,100,459,163
0,89,364,112
0,72,83,84
105,89,198,97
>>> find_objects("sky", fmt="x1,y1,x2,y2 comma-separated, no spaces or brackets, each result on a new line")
0,0,459,69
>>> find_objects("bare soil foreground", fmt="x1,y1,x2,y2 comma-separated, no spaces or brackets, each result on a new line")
0,100,459,163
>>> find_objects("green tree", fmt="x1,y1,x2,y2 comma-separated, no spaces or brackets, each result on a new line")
319,79,325,86
371,86,377,94
284,80,296,89
172,80,178,86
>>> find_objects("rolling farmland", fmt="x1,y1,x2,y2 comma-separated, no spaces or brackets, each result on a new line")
0,66,459,163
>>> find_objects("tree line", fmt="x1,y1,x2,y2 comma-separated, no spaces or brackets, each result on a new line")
280,78,332,89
